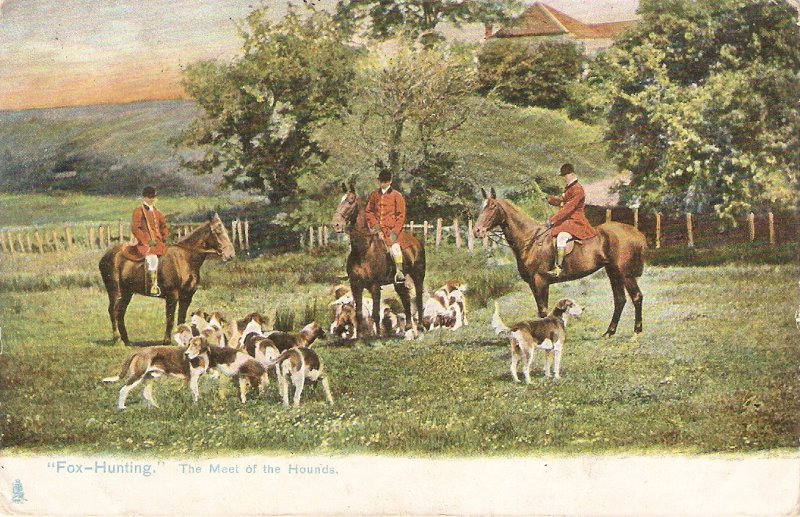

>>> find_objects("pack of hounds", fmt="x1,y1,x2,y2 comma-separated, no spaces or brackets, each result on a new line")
103,280,584,410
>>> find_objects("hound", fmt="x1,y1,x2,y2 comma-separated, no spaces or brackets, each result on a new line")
231,312,270,348
189,310,210,336
101,337,206,411
186,333,270,403
492,299,583,383
241,321,326,367
438,281,469,328
267,347,334,408
421,291,457,331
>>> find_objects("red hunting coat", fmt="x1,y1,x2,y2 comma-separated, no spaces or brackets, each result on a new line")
123,204,169,261
547,180,597,240
365,187,410,248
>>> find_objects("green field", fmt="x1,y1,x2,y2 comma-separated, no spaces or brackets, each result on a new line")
1,246,797,456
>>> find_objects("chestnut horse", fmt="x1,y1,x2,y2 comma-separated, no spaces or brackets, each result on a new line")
331,183,425,337
474,188,646,336
99,213,235,346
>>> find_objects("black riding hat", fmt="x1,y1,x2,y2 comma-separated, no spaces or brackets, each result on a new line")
142,186,157,198
559,163,575,176
377,169,392,182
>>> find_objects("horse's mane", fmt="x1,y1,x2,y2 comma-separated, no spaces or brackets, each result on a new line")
176,221,211,248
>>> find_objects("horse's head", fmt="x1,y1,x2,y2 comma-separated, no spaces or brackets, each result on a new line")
207,213,235,261
332,182,359,233
474,187,505,238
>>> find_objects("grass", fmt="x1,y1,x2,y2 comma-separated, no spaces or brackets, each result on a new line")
0,246,797,456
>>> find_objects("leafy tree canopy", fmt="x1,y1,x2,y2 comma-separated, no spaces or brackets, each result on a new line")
585,0,800,218
179,7,359,204
335,0,520,41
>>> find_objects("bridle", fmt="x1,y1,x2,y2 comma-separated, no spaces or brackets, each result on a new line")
480,201,549,252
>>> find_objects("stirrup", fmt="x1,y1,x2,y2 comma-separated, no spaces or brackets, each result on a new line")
546,266,562,278
394,271,405,283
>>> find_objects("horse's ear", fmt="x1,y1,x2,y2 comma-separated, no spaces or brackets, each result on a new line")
481,187,488,199
349,181,355,193
490,187,497,199
341,182,347,193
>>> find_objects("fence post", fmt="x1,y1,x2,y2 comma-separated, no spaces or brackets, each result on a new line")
492,237,498,250
0,232,7,254
409,220,415,235
435,218,443,248
633,207,639,230
25,233,33,253
7,232,15,253
245,220,250,250
655,213,661,249
88,228,95,250
686,213,694,248
34,231,44,254
748,212,755,242
483,234,489,249
423,221,429,242
231,220,238,248
52,230,60,251
467,219,475,252
99,226,105,250
17,233,26,253
453,219,462,248
308,226,315,249
118,220,124,243
66,227,73,250
317,226,323,247
605,209,612,223
768,212,775,245
237,219,245,250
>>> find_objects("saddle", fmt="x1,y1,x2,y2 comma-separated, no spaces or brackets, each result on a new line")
538,232,598,256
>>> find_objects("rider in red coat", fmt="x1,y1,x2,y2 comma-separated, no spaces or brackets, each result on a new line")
365,167,407,283
545,163,597,277
129,186,169,295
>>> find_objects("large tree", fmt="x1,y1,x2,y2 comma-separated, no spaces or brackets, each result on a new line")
586,0,800,218
335,0,520,41
325,42,480,218
179,7,358,204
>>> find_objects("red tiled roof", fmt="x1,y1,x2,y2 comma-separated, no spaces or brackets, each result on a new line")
491,2,636,40
587,20,638,38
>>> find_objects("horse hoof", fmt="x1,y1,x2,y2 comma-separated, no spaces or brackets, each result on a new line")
602,331,616,339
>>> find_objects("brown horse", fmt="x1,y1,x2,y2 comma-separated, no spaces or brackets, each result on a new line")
99,213,235,346
331,183,425,337
474,188,646,336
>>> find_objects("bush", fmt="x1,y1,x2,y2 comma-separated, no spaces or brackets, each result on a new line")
477,39,584,109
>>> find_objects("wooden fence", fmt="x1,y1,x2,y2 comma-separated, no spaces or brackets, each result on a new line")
0,218,251,255
305,206,797,251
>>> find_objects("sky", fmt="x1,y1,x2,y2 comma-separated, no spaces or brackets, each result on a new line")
0,0,639,110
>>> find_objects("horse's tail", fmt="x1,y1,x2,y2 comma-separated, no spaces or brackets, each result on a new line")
491,302,511,335
625,231,647,278
98,247,118,290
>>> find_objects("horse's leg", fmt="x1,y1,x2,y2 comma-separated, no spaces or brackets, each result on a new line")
603,266,627,337
164,294,178,345
623,277,644,334
115,291,134,346
413,276,424,331
530,274,550,318
370,284,383,337
394,282,413,332
177,290,195,326
352,284,365,338
107,288,121,344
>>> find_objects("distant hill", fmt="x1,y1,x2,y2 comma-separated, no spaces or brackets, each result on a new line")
0,99,617,209
0,100,213,195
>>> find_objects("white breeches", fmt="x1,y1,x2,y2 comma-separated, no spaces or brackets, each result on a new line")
556,232,573,249
390,243,402,258
145,255,159,272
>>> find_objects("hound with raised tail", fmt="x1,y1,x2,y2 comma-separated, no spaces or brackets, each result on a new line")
267,347,334,408
492,299,583,383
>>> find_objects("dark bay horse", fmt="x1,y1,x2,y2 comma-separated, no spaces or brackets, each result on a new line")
99,213,235,346
331,183,425,337
474,188,646,336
